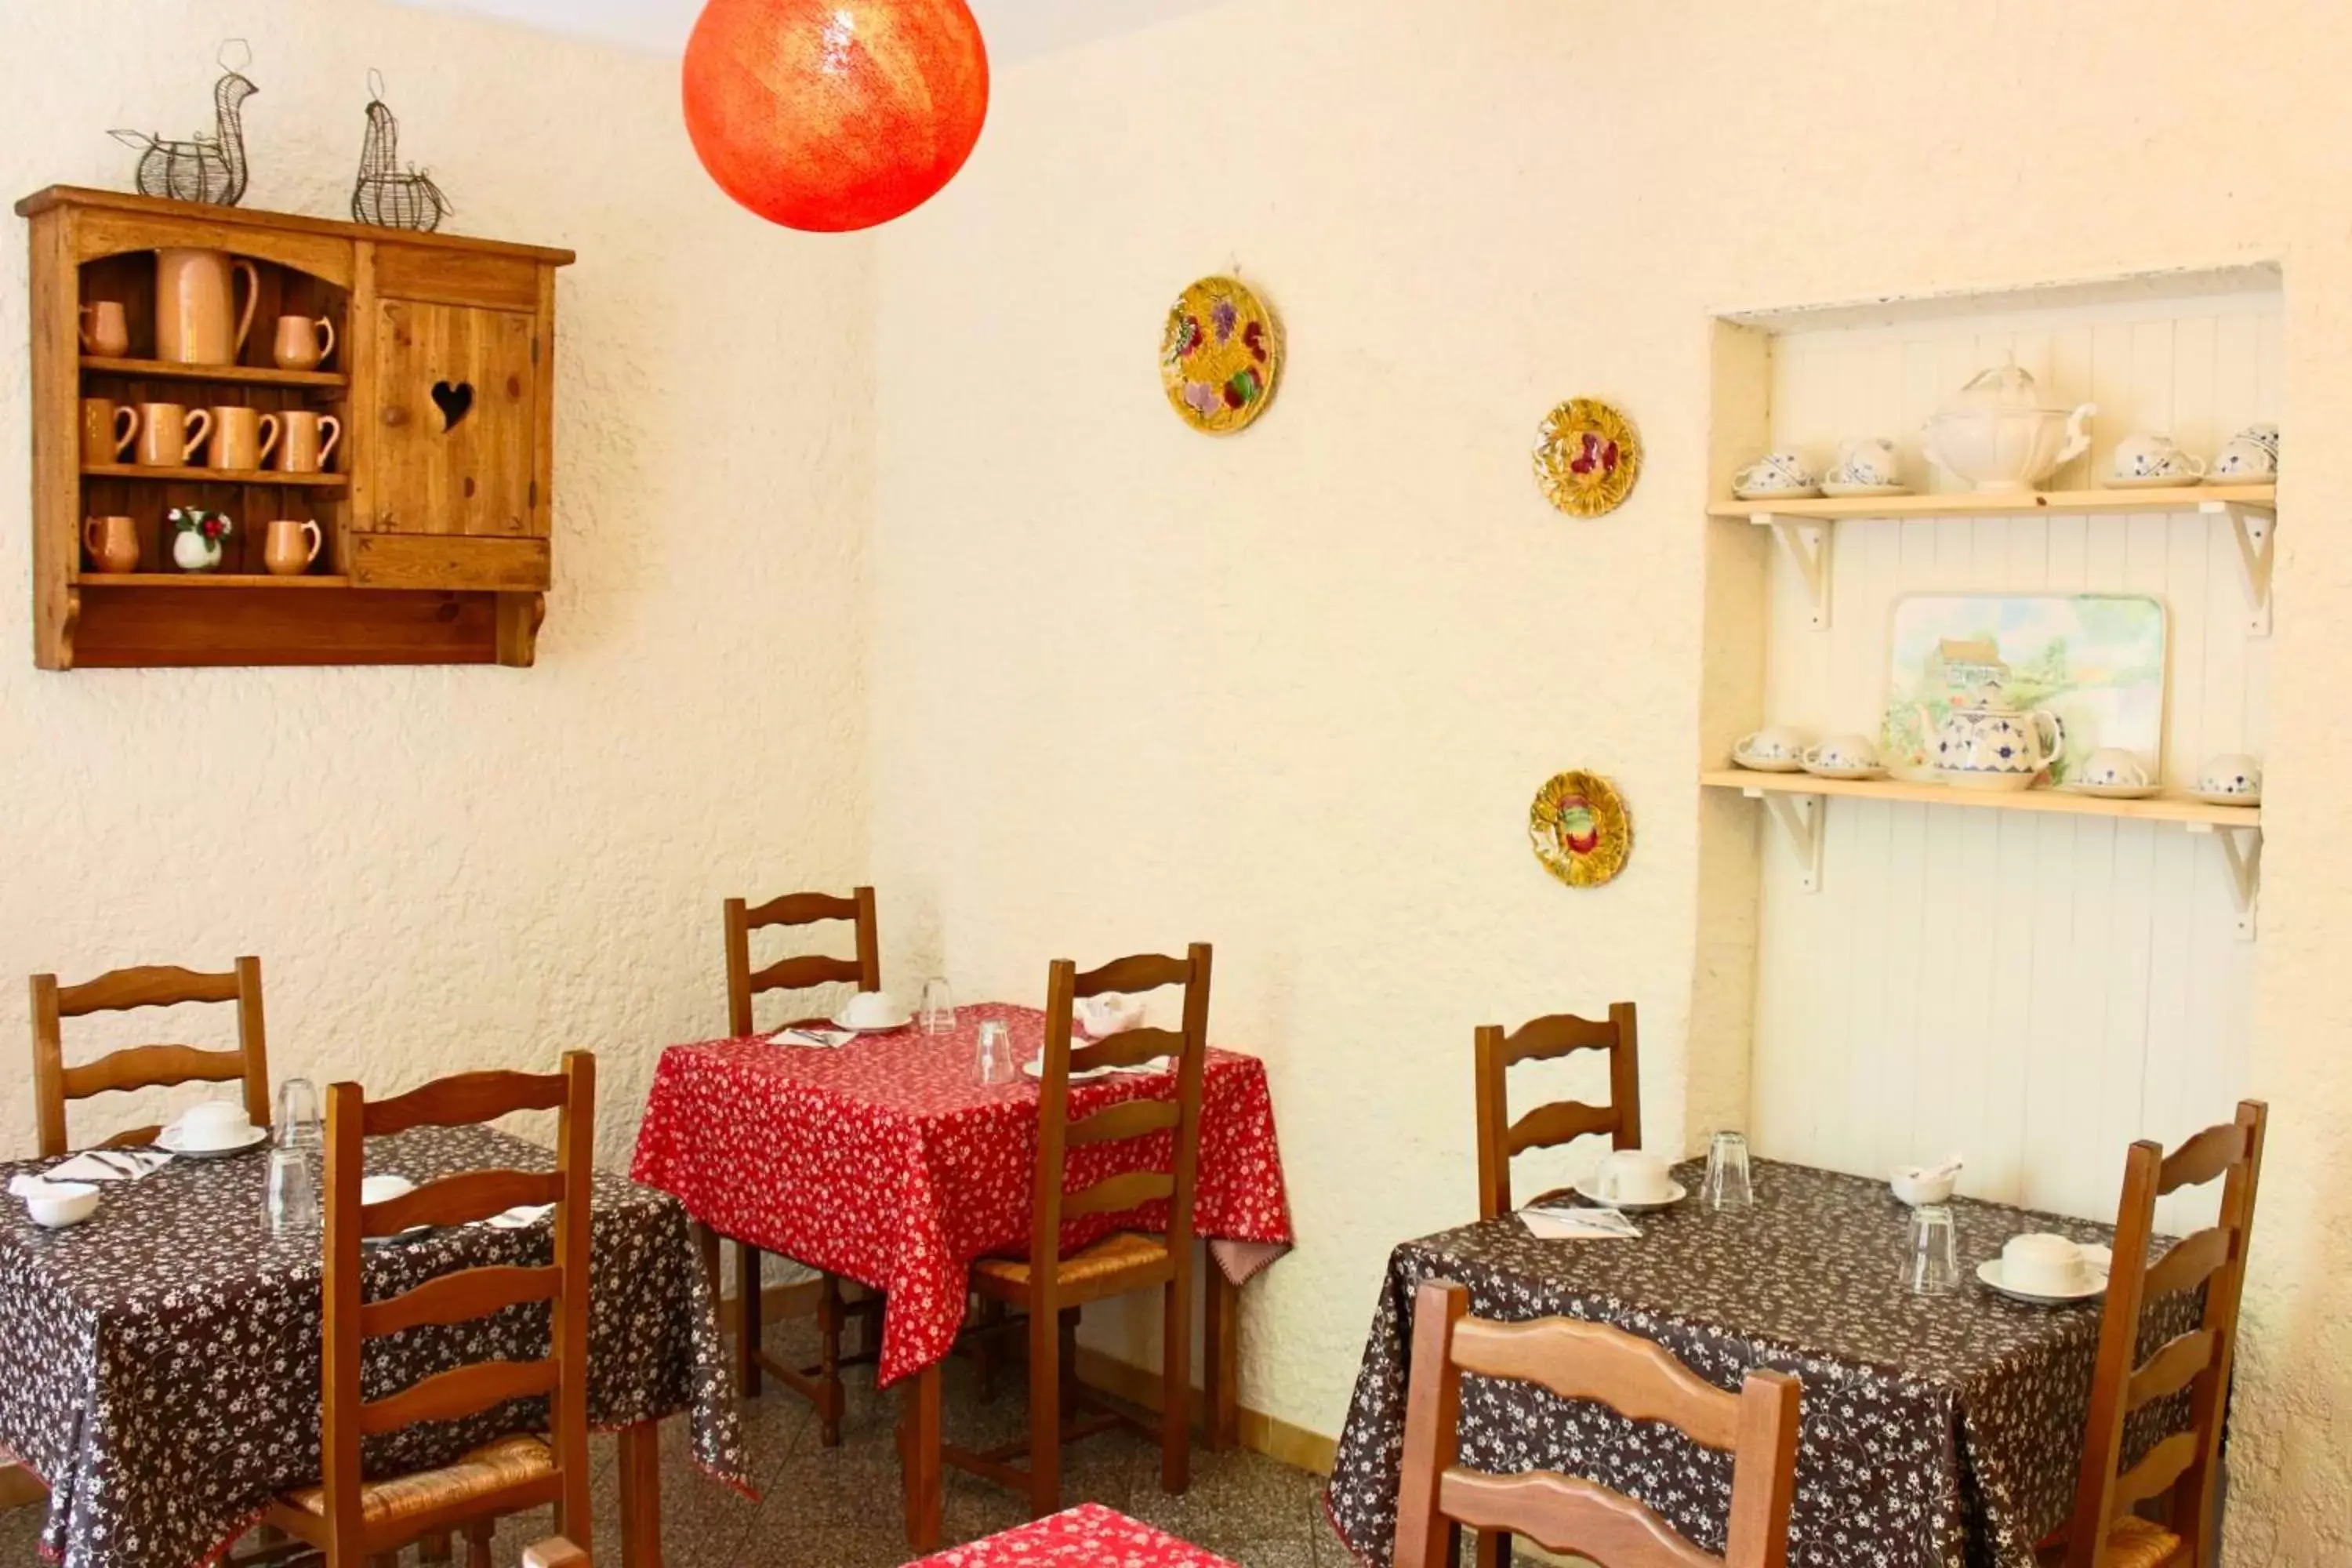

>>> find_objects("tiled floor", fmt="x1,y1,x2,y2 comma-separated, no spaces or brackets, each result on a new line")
1,1313,1352,1566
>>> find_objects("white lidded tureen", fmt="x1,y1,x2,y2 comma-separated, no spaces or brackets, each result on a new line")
1920,354,2095,492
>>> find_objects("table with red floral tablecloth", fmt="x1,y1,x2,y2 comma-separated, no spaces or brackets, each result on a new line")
911,1503,1240,1566
630,1003,1294,1385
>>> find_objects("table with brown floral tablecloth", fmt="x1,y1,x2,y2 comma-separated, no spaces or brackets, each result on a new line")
0,1126,746,1568
1324,1160,2194,1568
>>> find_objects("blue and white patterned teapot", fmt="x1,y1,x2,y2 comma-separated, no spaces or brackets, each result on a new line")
1922,645,2063,792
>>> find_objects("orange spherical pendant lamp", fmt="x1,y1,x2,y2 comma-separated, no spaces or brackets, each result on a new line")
682,0,990,234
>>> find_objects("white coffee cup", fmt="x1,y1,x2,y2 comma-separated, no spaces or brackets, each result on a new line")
1828,437,1899,488
1734,449,1816,495
2111,432,2205,481
1802,733,1881,772
2197,753,2263,800
842,989,904,1028
1733,726,1809,766
360,1174,416,1208
2075,748,2151,789
174,1099,258,1152
2002,1232,2089,1295
1595,1149,1676,1205
2211,423,2278,479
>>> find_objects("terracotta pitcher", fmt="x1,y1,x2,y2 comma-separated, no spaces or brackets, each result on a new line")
154,248,259,367
263,517,324,577
82,515,140,575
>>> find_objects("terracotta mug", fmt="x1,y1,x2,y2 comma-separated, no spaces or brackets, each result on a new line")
81,397,137,464
154,248,260,367
263,517,325,577
278,411,343,474
82,515,140,575
273,314,336,372
207,406,281,472
135,402,212,468
78,301,130,357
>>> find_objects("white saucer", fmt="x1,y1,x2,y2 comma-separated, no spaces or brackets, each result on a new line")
1733,485,1821,502
2187,789,2261,808
1976,1247,2111,1305
829,1011,915,1034
1819,482,1911,499
1802,763,1886,781
1570,1178,1687,1214
2102,473,2204,489
1730,753,1808,774
1020,1058,1121,1083
158,1125,269,1160
2060,782,2163,800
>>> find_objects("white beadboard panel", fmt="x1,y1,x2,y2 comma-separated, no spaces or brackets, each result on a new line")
1745,289,2275,1231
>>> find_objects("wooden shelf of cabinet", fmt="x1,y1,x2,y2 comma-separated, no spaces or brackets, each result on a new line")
1702,768,2260,826
76,572,352,590
22,186,572,668
80,355,347,390
82,463,347,488
1707,483,2275,520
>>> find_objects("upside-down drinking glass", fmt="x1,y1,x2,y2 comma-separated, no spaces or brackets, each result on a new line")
1704,1131,1754,1211
919,977,957,1036
1904,1203,1960,1295
975,1019,1015,1085
274,1077,322,1150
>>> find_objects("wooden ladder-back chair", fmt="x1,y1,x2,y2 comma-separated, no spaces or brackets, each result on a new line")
947,944,1214,1519
29,957,271,1158
1475,1002,1641,1220
262,1054,597,1568
2057,1100,2268,1568
1395,1279,1802,1568
717,887,882,1447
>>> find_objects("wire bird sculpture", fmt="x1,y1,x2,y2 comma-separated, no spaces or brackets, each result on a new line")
110,41,257,206
351,71,452,233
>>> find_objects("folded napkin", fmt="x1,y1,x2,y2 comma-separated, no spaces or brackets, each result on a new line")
1075,996,1147,1039
773,1026,856,1049
1520,1203,1642,1241
482,1203,556,1230
43,1148,172,1183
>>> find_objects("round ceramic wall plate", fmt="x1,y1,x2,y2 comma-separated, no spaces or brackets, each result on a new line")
1161,276,1283,435
1819,481,1911,499
1534,399,1642,517
2102,473,2203,489
1529,769,1632,887
2060,781,2162,800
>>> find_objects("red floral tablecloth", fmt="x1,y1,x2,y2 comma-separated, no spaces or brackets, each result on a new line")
630,1004,1293,1385
911,1503,1240,1566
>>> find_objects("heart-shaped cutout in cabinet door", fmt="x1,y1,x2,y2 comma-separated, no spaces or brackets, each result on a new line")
430,379,475,430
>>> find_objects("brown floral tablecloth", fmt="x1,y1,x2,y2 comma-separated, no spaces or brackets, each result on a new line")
1324,1160,2193,1568
0,1127,746,1568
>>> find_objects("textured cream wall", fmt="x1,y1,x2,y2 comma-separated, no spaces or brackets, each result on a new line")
0,0,874,1166
869,2,2352,1559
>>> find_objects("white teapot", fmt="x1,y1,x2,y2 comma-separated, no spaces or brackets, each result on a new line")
1920,354,2095,492
1920,648,2063,791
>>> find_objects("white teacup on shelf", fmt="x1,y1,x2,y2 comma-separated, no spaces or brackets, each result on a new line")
1733,450,1819,499
1800,733,1883,779
2194,753,2263,805
2211,423,2279,480
2108,432,2205,486
1732,726,1810,772
1824,437,1901,489
2067,747,2158,798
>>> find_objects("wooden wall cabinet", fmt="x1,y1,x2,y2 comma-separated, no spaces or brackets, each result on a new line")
16,187,574,669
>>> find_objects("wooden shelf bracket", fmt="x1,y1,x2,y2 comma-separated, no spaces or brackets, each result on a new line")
1749,513,1833,630
1745,784,1825,892
2187,821,2263,941
2204,499,2276,637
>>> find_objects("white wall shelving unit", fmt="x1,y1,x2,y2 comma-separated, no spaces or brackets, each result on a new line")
1704,270,2278,1232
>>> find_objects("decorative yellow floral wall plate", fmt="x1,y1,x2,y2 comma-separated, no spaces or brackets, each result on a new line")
1162,276,1283,435
1534,398,1642,516
1529,770,1632,887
